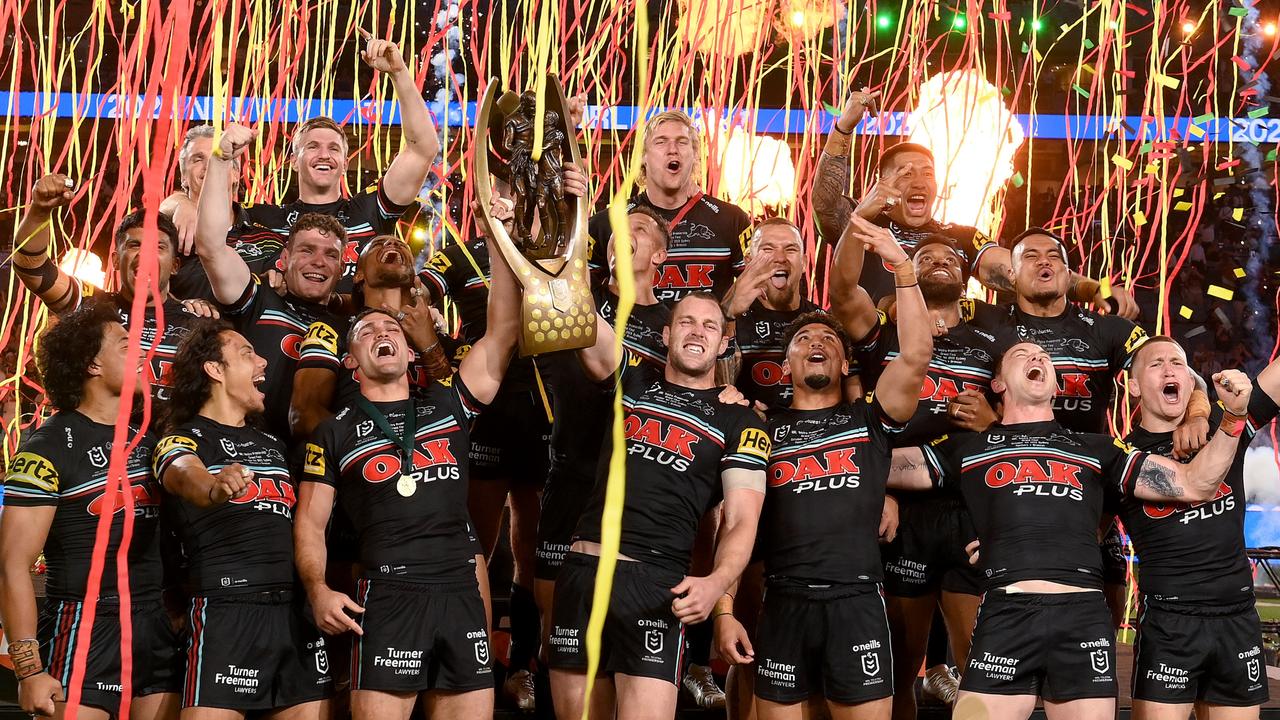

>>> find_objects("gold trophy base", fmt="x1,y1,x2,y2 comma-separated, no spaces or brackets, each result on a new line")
514,255,596,356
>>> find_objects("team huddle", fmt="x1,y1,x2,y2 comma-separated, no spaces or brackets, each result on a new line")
0,38,1272,720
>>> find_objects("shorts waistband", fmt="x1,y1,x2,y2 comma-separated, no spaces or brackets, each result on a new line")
564,551,684,584
1143,595,1257,617
360,577,478,594
196,587,295,604
765,579,881,600
986,589,1104,607
46,594,165,609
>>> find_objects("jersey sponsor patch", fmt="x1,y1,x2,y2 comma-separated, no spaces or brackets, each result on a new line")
7,452,58,492
156,434,198,458
303,442,326,476
737,427,771,461
303,321,340,355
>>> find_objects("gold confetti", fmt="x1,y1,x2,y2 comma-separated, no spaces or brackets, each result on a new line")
1179,306,1193,319
1207,284,1234,300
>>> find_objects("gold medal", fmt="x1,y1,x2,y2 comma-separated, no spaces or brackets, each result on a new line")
397,474,416,497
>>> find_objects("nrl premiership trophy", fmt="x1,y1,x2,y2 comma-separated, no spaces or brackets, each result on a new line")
474,75,596,356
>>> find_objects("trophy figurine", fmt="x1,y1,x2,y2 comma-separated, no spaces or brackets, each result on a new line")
475,76,597,356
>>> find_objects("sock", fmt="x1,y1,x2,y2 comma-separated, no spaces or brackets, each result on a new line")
686,619,713,667
925,607,950,668
508,582,540,673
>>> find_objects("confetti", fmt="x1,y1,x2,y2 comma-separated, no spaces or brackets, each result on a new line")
1179,306,1193,319
1235,268,1247,279
1208,285,1235,301
1112,154,1134,170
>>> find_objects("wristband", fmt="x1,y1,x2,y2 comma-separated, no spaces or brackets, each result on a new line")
1220,411,1247,438
831,122,853,136
711,610,734,620
10,639,42,680
891,260,916,286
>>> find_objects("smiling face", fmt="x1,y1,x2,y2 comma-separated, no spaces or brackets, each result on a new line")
1130,339,1193,424
1012,234,1071,304
882,150,937,226
607,211,669,280
345,311,411,383
914,243,965,305
92,321,146,398
181,134,241,199
281,228,343,302
292,126,348,195
750,224,805,307
356,235,415,290
642,118,698,196
114,227,179,301
992,342,1058,406
214,331,268,415
782,321,849,392
662,295,728,378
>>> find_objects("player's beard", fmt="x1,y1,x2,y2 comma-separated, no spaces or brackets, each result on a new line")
920,276,963,305
803,373,832,389
366,264,415,289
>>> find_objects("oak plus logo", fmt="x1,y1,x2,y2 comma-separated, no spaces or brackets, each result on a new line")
1143,481,1235,524
770,447,862,494
624,415,699,472
981,454,1087,501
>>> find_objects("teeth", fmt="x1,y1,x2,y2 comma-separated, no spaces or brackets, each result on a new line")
1027,367,1043,381
375,341,396,358
772,270,787,278
381,250,400,263
303,273,325,282
686,345,704,355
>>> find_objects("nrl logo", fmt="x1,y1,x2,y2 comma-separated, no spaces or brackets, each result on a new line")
861,652,880,677
1089,649,1110,675
644,629,664,654
474,639,490,665
356,420,375,438
220,438,238,457
87,446,109,469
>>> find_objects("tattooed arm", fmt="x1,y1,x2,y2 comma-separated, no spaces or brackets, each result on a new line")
812,149,855,244
1130,370,1253,503
886,447,934,490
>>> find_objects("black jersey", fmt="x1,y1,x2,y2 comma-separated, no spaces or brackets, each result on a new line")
734,299,821,410
969,303,1148,433
296,315,438,412
860,300,1001,446
922,422,1149,591
545,292,671,481
245,183,414,294
762,401,902,584
573,358,770,573
1120,387,1280,604
587,192,751,302
858,213,987,304
2,413,163,600
302,377,484,582
222,276,336,435
171,206,283,301
419,236,540,393
153,416,296,595
66,293,200,402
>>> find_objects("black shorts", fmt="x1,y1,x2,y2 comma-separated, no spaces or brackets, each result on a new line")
1100,521,1129,586
1132,598,1269,706
880,494,983,597
39,596,184,714
548,553,686,685
535,469,596,581
351,577,493,693
962,590,1116,701
753,581,893,705
470,388,552,484
184,589,333,710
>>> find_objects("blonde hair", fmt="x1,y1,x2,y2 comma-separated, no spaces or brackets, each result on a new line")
638,111,703,188
291,117,349,158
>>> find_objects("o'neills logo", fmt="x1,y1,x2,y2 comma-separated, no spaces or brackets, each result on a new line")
625,416,699,471
770,448,861,493
984,459,1083,501
1143,481,1233,523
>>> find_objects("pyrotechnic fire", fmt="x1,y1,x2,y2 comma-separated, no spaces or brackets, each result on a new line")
60,248,106,289
717,127,797,215
905,70,1025,235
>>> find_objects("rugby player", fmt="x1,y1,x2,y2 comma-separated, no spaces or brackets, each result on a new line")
0,303,182,720
154,321,333,718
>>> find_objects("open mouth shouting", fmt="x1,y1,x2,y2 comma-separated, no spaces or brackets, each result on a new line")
904,192,929,215
1025,365,1046,383
770,268,790,290
374,339,398,359
1161,381,1182,405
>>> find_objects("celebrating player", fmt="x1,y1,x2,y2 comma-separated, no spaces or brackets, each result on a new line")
153,321,333,718
888,341,1254,720
0,303,183,720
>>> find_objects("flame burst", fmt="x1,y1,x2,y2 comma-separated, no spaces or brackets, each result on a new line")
677,0,772,58
717,127,797,215
905,70,1025,235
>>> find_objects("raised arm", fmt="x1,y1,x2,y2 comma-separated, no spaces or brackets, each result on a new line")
196,125,255,304
289,367,338,439
1131,370,1252,503
362,32,439,206
0,505,63,715
828,216,880,343
812,89,879,242
294,479,364,635
886,446,935,490
457,232,518,405
12,175,80,314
